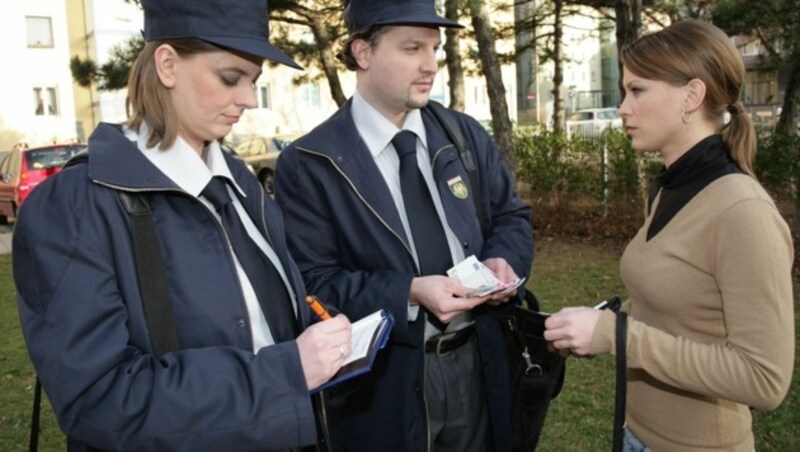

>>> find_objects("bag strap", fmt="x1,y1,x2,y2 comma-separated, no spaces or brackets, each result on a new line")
426,100,490,236
613,311,628,452
118,191,180,356
29,378,41,452
70,152,179,355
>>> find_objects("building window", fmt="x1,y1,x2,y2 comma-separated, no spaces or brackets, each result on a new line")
301,83,320,107
256,84,271,109
744,71,777,105
33,86,59,116
26,16,54,48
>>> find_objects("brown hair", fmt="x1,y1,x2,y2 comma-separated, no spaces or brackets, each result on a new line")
337,25,390,71
126,39,222,150
620,20,756,176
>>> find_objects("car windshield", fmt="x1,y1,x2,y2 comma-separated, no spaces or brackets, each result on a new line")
27,145,85,169
597,110,620,119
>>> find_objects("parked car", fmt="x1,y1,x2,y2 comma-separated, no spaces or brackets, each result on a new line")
565,107,622,138
233,135,295,195
0,143,87,223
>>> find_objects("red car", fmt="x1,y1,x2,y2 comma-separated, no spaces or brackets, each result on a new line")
0,143,86,223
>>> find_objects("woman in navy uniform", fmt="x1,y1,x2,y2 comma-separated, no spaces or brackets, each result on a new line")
13,1,351,450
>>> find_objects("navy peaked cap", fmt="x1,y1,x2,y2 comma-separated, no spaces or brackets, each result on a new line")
344,0,463,33
141,0,301,69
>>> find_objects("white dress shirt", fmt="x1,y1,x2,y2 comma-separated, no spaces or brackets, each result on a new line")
351,91,470,336
124,123,296,352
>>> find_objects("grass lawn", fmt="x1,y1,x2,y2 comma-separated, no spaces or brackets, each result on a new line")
0,253,64,451
1,238,798,450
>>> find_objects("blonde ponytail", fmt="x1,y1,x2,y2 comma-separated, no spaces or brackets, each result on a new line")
722,100,756,177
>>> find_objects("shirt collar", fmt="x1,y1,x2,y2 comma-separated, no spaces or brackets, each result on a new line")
351,89,428,158
124,122,245,198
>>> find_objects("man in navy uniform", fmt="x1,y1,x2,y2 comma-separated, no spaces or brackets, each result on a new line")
275,0,533,450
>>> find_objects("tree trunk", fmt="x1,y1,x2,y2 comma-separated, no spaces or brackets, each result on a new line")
445,0,466,111
614,0,642,97
613,0,644,214
776,57,800,236
309,17,347,107
776,57,799,137
469,0,517,179
551,0,564,134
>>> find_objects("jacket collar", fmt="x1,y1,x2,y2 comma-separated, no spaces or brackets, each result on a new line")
87,121,256,194
87,123,183,191
293,101,456,241
294,100,454,167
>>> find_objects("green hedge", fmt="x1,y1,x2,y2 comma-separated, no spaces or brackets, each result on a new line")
513,127,660,217
512,127,798,219
755,131,800,203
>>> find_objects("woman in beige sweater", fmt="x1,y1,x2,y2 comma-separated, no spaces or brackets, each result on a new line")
544,20,794,451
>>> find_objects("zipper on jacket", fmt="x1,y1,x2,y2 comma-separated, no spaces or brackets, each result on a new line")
423,312,432,452
296,147,416,261
420,145,464,452
256,187,273,245
256,187,295,312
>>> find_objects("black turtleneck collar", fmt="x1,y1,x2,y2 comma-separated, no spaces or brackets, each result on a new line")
646,134,742,240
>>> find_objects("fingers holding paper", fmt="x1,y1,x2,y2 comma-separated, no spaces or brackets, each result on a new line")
543,307,602,357
296,314,352,391
410,275,489,324
482,257,521,304
447,255,525,305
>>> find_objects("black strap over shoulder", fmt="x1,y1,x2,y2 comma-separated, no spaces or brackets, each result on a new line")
613,311,628,452
118,191,180,357
64,149,180,356
426,101,490,237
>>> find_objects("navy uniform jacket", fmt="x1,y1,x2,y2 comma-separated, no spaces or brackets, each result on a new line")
13,123,317,451
275,101,534,451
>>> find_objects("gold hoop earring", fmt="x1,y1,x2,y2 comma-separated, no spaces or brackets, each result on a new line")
681,110,692,124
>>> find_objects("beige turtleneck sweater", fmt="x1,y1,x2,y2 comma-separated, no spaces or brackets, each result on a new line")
592,174,795,451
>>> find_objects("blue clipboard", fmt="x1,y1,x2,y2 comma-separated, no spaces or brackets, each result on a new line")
312,309,394,393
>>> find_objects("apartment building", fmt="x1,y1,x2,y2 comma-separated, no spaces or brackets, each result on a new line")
0,1,79,149
0,1,787,147
66,0,142,140
515,3,620,127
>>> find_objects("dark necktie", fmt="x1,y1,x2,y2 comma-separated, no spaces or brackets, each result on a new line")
392,130,453,277
201,176,298,342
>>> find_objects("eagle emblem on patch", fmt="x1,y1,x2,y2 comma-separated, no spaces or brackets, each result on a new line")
447,176,469,199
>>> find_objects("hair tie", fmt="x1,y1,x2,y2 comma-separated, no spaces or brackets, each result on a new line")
727,103,740,115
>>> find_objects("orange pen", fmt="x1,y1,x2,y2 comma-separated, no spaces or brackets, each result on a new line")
306,295,332,321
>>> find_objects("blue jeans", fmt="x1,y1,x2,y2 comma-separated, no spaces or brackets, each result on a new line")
623,426,651,452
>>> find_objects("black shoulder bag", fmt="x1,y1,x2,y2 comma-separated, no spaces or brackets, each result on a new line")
427,101,566,451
